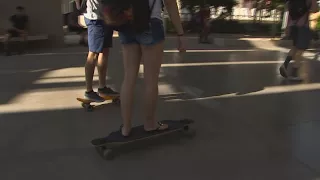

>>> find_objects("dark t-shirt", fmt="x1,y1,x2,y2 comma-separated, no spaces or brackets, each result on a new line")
10,15,28,30
199,8,210,24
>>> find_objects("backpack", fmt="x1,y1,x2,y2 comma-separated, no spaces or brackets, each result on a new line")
79,0,87,13
101,0,158,33
288,0,309,21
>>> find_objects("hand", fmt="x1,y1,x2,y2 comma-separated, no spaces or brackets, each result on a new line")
177,35,186,52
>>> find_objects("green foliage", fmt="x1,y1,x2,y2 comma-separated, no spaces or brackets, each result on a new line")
317,18,320,31
180,0,237,12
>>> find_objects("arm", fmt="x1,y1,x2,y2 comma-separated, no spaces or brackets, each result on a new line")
311,0,319,13
75,0,81,10
163,0,184,35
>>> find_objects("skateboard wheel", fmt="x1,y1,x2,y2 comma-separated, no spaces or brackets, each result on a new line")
82,103,93,112
103,149,114,160
112,98,120,105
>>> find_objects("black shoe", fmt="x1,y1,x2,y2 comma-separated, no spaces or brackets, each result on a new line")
279,64,288,78
84,91,104,102
98,87,119,97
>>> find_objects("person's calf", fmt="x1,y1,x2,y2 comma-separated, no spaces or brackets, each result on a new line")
284,48,297,67
85,52,98,92
97,50,109,88
144,83,159,128
289,50,305,81
3,34,11,55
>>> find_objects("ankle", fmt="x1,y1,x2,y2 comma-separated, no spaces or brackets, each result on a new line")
98,86,106,90
144,121,156,129
86,90,93,93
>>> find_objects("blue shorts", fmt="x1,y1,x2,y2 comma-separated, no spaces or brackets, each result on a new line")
290,26,311,50
85,17,114,53
119,18,165,46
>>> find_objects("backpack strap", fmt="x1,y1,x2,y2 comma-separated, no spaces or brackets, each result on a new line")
149,0,157,16
80,0,87,14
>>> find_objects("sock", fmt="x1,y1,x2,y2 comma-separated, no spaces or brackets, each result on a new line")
284,56,292,68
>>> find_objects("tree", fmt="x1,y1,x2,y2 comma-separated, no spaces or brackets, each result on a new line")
180,0,237,18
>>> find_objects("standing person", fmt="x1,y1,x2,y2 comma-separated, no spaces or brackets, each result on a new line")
3,6,29,56
198,5,211,44
113,0,185,136
79,0,119,101
279,0,318,81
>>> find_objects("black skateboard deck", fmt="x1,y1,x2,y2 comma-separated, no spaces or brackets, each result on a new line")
76,95,120,112
91,119,195,160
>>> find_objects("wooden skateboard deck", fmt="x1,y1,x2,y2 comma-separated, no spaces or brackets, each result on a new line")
76,95,120,112
91,119,195,160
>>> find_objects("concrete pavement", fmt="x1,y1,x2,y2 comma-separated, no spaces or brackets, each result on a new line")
1,36,320,180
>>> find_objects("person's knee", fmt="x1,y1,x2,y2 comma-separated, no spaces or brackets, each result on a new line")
289,48,297,56
87,52,98,62
295,50,304,58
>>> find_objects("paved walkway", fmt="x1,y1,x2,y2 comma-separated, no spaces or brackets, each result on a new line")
0,37,320,180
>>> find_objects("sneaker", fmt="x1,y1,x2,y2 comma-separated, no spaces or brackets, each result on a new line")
288,67,303,81
279,64,288,78
98,87,119,97
84,91,104,102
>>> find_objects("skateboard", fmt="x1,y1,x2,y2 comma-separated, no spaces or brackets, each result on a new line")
91,119,195,160
76,95,120,112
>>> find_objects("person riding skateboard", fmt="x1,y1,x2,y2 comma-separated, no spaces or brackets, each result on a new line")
79,0,119,101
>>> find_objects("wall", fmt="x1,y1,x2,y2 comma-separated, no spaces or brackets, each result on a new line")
0,0,64,47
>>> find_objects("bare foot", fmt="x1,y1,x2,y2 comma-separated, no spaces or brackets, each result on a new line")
121,125,131,137
144,122,169,132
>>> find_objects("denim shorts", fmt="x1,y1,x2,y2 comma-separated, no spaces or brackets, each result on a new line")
119,18,165,46
290,26,311,50
85,17,114,53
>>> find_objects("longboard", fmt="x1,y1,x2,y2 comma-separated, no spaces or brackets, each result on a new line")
77,94,120,112
91,119,195,160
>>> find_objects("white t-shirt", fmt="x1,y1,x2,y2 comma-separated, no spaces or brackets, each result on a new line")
84,0,102,20
150,0,163,20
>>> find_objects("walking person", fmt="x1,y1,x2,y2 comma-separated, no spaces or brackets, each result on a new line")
279,0,318,81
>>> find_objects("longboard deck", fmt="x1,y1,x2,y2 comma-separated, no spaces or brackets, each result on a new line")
76,95,120,111
91,119,195,160
76,98,104,104
92,119,194,147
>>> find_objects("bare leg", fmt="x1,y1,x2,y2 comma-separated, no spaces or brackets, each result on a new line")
20,33,27,54
97,48,109,88
3,34,11,55
141,41,168,131
120,44,141,136
293,50,304,69
288,47,297,57
85,52,98,92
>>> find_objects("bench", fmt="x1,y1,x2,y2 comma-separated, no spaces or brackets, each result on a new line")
0,34,49,53
0,34,49,42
